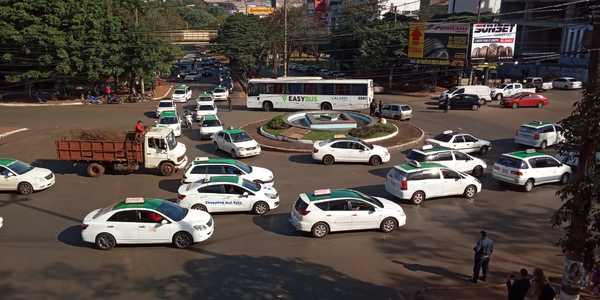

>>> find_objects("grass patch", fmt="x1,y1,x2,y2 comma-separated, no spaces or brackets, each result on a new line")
262,126,284,136
349,123,396,139
304,130,339,141
266,115,290,130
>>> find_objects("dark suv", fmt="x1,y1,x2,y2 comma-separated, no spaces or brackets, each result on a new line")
438,94,481,111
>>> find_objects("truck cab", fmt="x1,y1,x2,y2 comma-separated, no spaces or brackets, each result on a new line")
144,127,188,174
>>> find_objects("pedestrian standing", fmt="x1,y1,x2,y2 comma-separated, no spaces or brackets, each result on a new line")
507,269,530,300
445,98,450,112
378,100,383,117
104,84,112,103
527,268,556,300
472,230,494,283
369,101,377,116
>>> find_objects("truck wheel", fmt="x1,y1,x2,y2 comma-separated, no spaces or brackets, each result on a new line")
87,163,105,177
160,162,175,176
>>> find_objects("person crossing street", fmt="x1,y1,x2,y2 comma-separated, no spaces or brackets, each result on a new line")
472,230,494,283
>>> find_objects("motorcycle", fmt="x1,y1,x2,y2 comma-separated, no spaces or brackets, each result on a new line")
183,111,193,128
85,95,102,104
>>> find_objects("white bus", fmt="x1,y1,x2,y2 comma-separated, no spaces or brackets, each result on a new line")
246,77,374,111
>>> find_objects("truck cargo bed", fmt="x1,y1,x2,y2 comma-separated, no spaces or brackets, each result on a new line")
56,133,143,163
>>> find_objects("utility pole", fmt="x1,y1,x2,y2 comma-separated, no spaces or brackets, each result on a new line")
283,0,288,77
558,3,599,300
476,0,482,22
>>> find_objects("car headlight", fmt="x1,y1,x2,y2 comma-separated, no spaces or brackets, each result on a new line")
193,224,207,231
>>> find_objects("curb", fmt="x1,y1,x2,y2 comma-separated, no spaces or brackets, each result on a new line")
0,102,83,107
152,85,173,101
363,123,399,143
387,126,425,151
0,128,29,139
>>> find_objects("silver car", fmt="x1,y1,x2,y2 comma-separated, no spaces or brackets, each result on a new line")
380,104,413,120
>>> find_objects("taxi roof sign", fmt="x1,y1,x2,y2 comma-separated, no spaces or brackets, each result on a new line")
443,130,453,134
408,160,421,168
422,145,433,150
125,197,144,204
313,189,331,196
194,157,210,162
525,149,536,153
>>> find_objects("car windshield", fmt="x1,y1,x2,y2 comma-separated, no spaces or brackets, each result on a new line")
198,105,214,111
497,156,527,169
406,150,429,162
242,179,260,192
354,191,383,208
432,133,453,142
401,105,411,111
159,102,173,107
447,87,457,93
202,119,221,127
156,201,188,221
166,132,177,150
198,97,212,102
498,84,508,89
159,117,178,125
230,132,252,143
214,88,225,93
235,161,252,173
363,142,374,150
9,160,34,175
174,90,185,94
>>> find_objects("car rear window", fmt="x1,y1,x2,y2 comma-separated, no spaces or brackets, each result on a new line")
401,105,411,111
432,133,453,142
388,168,408,180
294,198,308,211
406,150,429,162
497,156,528,169
518,126,537,134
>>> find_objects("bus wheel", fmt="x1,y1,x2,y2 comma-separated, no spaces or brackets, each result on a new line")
320,102,332,110
262,101,273,112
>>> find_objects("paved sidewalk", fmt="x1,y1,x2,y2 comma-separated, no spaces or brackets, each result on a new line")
152,83,173,101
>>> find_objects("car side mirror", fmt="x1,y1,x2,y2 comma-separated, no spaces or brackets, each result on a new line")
161,219,168,225
242,192,249,198
369,207,375,213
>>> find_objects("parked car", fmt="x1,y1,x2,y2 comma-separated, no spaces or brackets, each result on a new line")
552,77,583,89
425,130,492,155
379,104,413,120
438,94,482,111
491,83,536,101
440,85,491,103
501,92,549,109
514,121,564,149
524,77,553,92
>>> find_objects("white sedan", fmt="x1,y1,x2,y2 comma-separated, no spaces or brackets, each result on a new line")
177,176,279,215
426,130,492,155
312,138,390,166
195,103,217,121
183,157,274,186
211,86,229,101
81,197,214,250
289,189,406,238
552,77,583,89
0,159,55,194
213,129,261,158
156,100,175,118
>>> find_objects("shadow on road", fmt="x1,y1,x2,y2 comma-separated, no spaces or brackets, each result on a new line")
144,111,157,118
57,225,90,248
368,167,390,178
252,213,303,237
288,154,316,165
158,179,181,193
392,260,471,282
32,159,85,176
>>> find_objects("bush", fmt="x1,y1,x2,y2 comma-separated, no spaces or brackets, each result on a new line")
349,123,395,139
266,115,290,130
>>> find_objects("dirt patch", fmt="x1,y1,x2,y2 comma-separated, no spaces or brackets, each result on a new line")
65,129,127,141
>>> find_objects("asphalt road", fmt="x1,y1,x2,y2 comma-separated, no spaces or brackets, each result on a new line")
0,85,583,300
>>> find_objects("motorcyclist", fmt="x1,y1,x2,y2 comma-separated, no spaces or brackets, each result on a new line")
183,110,193,128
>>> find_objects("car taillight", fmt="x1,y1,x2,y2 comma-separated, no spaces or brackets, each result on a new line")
400,179,408,190
313,147,318,153
298,208,310,216
533,133,540,140
80,224,88,230
511,170,523,176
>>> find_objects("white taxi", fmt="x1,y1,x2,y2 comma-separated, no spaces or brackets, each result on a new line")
426,130,492,155
312,138,390,166
211,86,229,101
289,188,406,238
0,158,55,194
172,84,192,103
195,102,217,121
156,110,182,137
81,197,213,250
198,115,223,140
182,157,274,186
213,128,261,158
406,145,487,177
156,100,175,118
177,176,279,215
515,121,564,149
492,149,572,192
385,160,482,205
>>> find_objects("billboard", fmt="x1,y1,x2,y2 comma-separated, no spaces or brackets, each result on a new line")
408,22,470,66
247,6,274,15
471,23,517,61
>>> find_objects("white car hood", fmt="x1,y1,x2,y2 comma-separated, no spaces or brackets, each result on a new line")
234,140,258,149
372,145,389,155
172,94,186,99
83,208,101,223
374,197,404,213
200,126,223,133
182,209,211,225
249,166,273,181
25,167,53,179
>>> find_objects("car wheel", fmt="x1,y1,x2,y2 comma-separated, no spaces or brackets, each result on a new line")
472,166,484,177
464,185,477,199
262,101,273,112
524,179,534,192
160,162,175,176
191,204,208,212
322,155,335,165
311,222,329,238
17,182,34,195
86,163,105,177
560,173,570,185
411,191,425,205
380,217,397,233
172,231,193,249
369,155,382,166
230,150,237,158
479,146,489,155
537,102,544,108
512,103,518,109
540,141,547,149
472,104,479,111
495,94,502,101
95,233,116,250
252,201,270,215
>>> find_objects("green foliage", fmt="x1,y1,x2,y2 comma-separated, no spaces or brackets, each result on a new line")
349,123,396,138
213,14,267,75
266,115,290,130
304,130,338,141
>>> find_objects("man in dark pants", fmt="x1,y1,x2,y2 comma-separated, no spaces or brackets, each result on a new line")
378,100,383,116
369,101,377,116
507,268,531,300
473,230,494,283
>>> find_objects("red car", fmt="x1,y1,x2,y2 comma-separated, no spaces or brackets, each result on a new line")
502,92,549,108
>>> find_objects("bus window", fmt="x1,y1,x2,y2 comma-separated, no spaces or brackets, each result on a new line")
288,83,303,94
265,83,275,94
304,83,317,94
335,84,352,95
248,83,259,96
318,83,334,95
273,83,284,94
351,84,367,95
